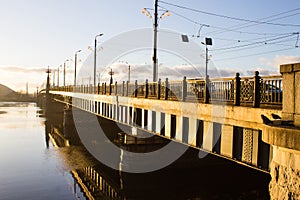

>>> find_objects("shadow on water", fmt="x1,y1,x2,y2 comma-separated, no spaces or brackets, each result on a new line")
44,106,271,200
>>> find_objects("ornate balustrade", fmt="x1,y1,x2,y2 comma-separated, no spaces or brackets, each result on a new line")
51,71,282,108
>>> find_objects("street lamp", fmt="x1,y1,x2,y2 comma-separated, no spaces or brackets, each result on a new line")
63,59,70,86
57,65,61,86
108,68,114,84
201,37,213,79
201,37,212,104
128,64,131,82
74,49,82,86
142,1,170,82
119,61,131,82
94,33,104,91
52,70,55,86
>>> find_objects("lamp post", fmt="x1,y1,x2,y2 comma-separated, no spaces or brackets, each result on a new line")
142,1,170,82
57,65,61,86
153,0,158,82
74,50,82,86
63,59,70,86
94,33,104,92
201,38,212,79
52,70,55,86
128,64,131,82
109,68,114,84
201,37,212,104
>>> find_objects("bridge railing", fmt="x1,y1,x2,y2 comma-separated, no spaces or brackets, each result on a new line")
51,71,282,108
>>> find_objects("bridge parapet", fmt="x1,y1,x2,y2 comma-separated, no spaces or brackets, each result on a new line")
51,72,282,108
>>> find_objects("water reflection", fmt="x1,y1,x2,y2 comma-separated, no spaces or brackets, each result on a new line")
0,102,83,200
44,104,271,200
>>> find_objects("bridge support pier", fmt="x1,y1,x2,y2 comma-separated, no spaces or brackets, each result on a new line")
269,147,300,200
263,63,300,200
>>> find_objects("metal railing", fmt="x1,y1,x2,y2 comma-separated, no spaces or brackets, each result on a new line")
51,71,282,108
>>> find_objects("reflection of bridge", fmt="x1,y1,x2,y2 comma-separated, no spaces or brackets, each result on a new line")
41,63,300,199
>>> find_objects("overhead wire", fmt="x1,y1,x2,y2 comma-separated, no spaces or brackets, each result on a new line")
159,5,297,37
214,47,297,62
210,33,297,51
207,8,300,35
159,1,300,27
213,36,299,55
158,1,299,62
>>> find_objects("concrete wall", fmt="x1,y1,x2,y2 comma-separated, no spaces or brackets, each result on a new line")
280,63,300,126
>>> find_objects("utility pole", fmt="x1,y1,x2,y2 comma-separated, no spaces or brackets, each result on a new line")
128,65,131,82
153,0,158,82
64,62,66,86
52,70,55,86
109,68,114,84
74,50,82,86
204,38,212,79
94,33,103,92
57,65,60,86
63,59,69,86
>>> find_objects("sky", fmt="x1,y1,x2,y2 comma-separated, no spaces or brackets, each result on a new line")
0,0,299,92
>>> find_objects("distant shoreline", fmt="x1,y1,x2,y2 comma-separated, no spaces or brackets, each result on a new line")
0,97,36,103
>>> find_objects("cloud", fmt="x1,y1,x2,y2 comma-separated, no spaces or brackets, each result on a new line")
245,68,280,76
92,63,241,84
259,55,300,69
0,66,47,74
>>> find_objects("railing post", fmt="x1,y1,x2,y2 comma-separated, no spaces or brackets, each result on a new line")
104,82,107,94
253,71,261,108
234,73,241,106
122,81,125,96
145,79,149,98
126,81,129,96
109,82,112,95
115,81,117,95
165,78,169,100
97,83,100,94
182,76,187,102
157,78,161,100
204,75,210,104
134,80,138,97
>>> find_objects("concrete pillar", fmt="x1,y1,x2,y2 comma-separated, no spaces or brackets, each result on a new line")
220,125,234,157
125,106,129,124
155,111,161,134
118,106,122,121
108,104,111,118
123,106,126,123
252,130,259,166
242,128,259,166
188,118,197,146
141,109,147,129
175,116,183,142
203,121,213,151
112,104,116,119
280,63,300,126
147,110,152,131
165,113,171,138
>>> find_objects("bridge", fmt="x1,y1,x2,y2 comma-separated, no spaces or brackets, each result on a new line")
39,62,300,199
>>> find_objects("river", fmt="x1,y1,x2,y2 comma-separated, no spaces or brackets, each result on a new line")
0,102,271,199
